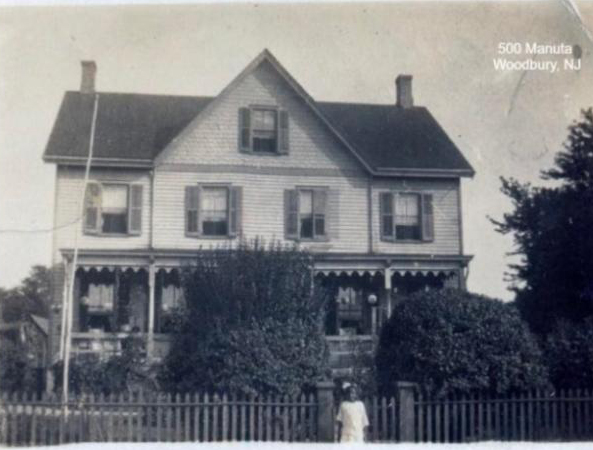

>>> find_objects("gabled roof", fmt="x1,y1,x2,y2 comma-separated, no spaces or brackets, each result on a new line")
29,314,49,336
43,50,474,177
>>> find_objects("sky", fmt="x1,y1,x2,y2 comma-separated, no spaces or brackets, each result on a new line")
0,1,592,300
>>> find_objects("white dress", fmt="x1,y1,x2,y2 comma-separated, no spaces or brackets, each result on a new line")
336,400,369,442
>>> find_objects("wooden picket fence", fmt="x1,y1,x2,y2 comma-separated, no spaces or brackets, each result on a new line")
415,388,593,443
5,386,593,445
363,396,399,442
0,391,318,446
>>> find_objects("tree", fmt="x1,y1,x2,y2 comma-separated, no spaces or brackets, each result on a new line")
543,317,593,389
0,265,51,322
160,241,329,396
492,109,593,333
375,290,549,397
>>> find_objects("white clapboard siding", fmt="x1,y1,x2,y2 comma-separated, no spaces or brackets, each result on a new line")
52,166,151,262
153,170,369,253
371,178,461,255
156,59,363,173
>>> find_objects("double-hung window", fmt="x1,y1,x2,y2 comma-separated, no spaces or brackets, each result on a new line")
380,191,434,242
251,109,277,153
185,184,242,238
285,188,328,241
239,106,289,154
83,182,143,235
201,187,229,236
101,185,129,234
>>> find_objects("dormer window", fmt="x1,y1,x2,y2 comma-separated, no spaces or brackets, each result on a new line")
239,107,289,155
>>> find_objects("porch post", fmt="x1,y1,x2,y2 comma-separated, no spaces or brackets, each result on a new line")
147,262,156,359
384,268,392,319
58,259,71,360
459,268,467,290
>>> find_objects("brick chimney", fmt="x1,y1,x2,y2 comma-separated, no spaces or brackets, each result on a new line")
396,75,413,108
80,61,97,94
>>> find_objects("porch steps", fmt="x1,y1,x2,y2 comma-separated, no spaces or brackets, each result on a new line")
325,336,376,377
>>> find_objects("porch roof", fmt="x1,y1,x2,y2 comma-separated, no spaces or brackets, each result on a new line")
60,248,472,275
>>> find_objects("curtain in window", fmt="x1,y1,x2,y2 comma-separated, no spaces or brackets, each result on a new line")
161,285,185,312
87,283,114,311
201,188,227,221
252,110,276,131
395,194,420,225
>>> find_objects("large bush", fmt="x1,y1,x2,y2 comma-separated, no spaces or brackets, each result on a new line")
543,317,593,389
160,241,329,396
375,289,549,397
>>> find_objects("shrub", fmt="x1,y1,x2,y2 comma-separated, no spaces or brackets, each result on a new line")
52,334,156,395
543,317,593,389
0,340,37,392
160,240,329,396
375,289,549,397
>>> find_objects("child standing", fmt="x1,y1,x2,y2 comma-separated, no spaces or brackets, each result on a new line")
336,383,369,443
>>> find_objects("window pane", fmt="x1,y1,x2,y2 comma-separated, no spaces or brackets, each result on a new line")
395,194,420,226
396,225,421,240
201,187,228,236
102,185,128,210
252,109,276,131
253,135,276,152
102,213,127,233
301,217,313,238
299,191,313,215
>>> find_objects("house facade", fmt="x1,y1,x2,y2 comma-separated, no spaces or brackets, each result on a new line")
43,50,474,367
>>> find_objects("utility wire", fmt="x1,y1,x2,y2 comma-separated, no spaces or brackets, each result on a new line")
0,218,82,234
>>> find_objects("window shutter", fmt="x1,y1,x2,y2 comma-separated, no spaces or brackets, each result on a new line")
421,193,434,242
284,189,299,240
238,107,251,153
83,182,102,234
229,186,243,238
277,110,289,154
313,189,328,239
185,185,201,236
327,188,340,240
128,185,143,235
379,192,394,241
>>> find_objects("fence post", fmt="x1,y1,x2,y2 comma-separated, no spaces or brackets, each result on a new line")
316,381,335,442
397,381,417,442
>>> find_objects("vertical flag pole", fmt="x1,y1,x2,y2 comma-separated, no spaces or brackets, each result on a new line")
62,93,99,407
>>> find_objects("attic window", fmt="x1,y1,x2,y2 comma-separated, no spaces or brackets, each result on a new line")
252,109,277,153
239,107,289,155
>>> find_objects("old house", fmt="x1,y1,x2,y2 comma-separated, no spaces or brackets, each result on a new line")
43,50,474,371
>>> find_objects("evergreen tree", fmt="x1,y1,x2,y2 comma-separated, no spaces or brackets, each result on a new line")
492,109,593,333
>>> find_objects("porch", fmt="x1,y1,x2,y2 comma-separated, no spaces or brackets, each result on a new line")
64,266,185,361
55,251,467,367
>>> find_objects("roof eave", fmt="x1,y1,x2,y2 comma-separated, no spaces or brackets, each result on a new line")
43,154,154,169
373,167,475,178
